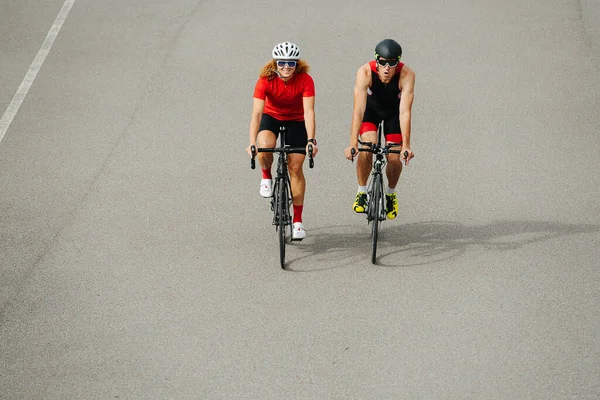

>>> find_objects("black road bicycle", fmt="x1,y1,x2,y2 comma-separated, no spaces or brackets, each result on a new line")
352,121,407,264
251,126,314,269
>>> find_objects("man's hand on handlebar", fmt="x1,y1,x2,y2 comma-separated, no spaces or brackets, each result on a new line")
344,145,358,161
402,146,414,165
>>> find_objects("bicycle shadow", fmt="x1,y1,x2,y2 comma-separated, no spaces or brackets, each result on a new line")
285,220,600,271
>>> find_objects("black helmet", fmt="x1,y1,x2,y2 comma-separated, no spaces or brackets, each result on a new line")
374,39,402,60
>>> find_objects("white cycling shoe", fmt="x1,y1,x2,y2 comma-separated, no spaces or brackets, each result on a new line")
259,179,272,197
292,222,306,240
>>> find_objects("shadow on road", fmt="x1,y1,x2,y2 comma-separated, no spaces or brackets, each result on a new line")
286,220,600,271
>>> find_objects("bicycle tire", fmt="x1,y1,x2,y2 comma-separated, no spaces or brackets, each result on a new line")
366,177,374,224
278,177,286,269
271,179,278,218
287,180,294,243
371,175,382,264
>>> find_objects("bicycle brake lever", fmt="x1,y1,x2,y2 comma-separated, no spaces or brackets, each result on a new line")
250,145,256,169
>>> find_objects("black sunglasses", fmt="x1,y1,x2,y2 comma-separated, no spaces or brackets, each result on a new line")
277,60,297,68
377,58,399,67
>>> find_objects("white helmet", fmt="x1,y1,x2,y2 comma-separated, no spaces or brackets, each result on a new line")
272,42,301,60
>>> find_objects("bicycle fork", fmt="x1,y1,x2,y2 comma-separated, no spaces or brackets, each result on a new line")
368,164,386,222
271,177,292,227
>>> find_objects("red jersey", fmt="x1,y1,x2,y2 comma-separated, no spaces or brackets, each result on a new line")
253,73,315,121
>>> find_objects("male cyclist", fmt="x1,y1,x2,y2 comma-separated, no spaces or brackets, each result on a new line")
344,39,415,219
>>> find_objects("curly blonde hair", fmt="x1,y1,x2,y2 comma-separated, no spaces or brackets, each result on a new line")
259,59,311,80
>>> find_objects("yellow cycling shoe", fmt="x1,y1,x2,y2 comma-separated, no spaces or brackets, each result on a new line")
386,193,398,219
353,192,368,213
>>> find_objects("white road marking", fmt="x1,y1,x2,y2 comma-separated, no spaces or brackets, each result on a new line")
0,0,76,144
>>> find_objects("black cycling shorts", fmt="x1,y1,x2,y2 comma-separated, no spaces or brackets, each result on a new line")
362,107,401,134
259,113,308,150
360,108,402,144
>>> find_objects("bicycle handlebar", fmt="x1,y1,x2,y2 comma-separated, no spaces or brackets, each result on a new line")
350,144,409,164
352,140,408,158
357,139,403,153
254,147,307,153
250,144,314,169
251,145,256,169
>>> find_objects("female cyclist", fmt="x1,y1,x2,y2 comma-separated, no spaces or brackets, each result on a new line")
246,42,317,240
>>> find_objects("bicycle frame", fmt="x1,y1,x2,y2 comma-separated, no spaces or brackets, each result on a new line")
271,141,292,228
356,121,403,263
358,122,401,221
250,126,314,269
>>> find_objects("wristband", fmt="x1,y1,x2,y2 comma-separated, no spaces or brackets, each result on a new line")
307,138,317,145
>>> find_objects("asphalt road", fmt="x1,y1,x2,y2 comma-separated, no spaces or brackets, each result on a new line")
2,0,599,398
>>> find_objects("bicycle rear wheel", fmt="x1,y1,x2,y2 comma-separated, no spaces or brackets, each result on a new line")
370,175,382,264
278,177,287,269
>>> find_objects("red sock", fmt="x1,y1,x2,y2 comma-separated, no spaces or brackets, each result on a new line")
261,169,272,179
293,205,303,223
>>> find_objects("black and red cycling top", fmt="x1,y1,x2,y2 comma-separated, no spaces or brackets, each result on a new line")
253,73,315,121
366,60,405,116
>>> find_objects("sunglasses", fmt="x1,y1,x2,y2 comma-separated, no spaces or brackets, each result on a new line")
377,58,399,67
277,60,297,68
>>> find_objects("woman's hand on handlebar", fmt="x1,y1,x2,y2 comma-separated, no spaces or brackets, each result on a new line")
306,143,318,157
246,144,256,158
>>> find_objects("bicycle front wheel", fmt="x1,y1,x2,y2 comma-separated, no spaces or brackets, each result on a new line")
278,177,287,269
370,175,382,264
